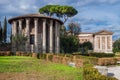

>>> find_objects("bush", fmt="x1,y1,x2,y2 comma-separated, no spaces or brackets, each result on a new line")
83,56,98,65
83,65,118,80
72,52,81,55
89,52,115,58
98,58,117,66
48,54,53,61
115,52,120,57
39,53,47,59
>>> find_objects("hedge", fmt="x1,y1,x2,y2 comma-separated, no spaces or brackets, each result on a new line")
89,52,115,58
83,64,118,80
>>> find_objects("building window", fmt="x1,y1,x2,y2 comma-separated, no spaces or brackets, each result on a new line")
30,35,34,44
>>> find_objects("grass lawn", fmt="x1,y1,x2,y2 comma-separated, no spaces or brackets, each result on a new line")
0,56,83,80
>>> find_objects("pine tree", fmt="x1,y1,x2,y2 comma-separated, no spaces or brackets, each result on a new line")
3,16,7,43
0,21,3,43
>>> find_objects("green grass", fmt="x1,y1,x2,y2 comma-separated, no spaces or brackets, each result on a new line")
0,56,83,80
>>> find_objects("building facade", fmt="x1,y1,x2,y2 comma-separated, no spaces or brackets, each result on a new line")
78,30,113,53
8,14,63,53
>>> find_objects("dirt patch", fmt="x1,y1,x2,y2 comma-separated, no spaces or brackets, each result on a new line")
0,72,48,80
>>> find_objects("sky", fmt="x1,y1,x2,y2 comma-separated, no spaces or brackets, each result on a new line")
0,0,120,40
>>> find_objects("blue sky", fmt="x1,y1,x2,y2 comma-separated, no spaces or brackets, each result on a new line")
0,0,120,40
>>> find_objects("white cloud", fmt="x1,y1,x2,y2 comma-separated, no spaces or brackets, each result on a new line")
0,0,120,40
0,0,10,4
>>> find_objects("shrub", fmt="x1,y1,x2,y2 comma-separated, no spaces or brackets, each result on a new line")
83,65,118,80
39,53,47,59
72,52,81,55
48,54,53,61
82,56,98,65
115,52,120,57
89,52,115,58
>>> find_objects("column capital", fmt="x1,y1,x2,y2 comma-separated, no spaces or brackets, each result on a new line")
18,19,24,21
26,18,30,23
13,20,17,24
26,18,30,20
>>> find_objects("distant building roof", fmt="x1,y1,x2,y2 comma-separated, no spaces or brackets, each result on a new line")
94,30,113,35
79,32,94,34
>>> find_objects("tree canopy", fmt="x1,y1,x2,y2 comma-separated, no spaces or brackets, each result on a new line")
60,35,79,53
3,16,7,43
79,41,93,54
113,38,120,53
39,5,78,23
0,21,2,43
12,34,27,51
82,41,93,50
67,21,81,35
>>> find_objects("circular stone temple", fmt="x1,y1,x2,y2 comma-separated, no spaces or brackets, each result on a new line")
8,13,63,53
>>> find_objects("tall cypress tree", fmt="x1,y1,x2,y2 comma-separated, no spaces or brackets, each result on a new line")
0,21,2,43
3,16,7,43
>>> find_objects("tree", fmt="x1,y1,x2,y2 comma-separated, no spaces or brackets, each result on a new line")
3,16,7,43
82,41,93,50
0,21,2,44
113,38,120,53
60,35,79,53
39,5,78,23
80,41,93,54
39,5,54,16
12,34,27,51
67,21,81,35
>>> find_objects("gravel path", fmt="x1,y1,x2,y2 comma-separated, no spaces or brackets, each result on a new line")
108,66,120,80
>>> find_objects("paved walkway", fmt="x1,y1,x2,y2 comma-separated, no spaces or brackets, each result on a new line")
108,66,120,80
95,66,120,80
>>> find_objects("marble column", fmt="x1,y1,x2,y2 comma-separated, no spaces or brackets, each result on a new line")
110,36,112,51
105,36,107,51
109,35,113,53
57,22,60,53
93,36,96,51
12,21,17,52
26,18,30,52
42,19,46,53
55,21,60,53
100,36,102,50
18,19,23,35
49,20,53,53
13,21,17,36
34,18,38,53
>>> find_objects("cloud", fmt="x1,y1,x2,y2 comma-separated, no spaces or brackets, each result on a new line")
0,0,120,40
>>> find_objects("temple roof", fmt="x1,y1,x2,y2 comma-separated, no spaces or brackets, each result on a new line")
78,30,113,36
94,30,113,35
8,13,63,24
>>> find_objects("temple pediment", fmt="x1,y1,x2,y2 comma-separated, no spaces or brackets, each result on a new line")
94,30,113,35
